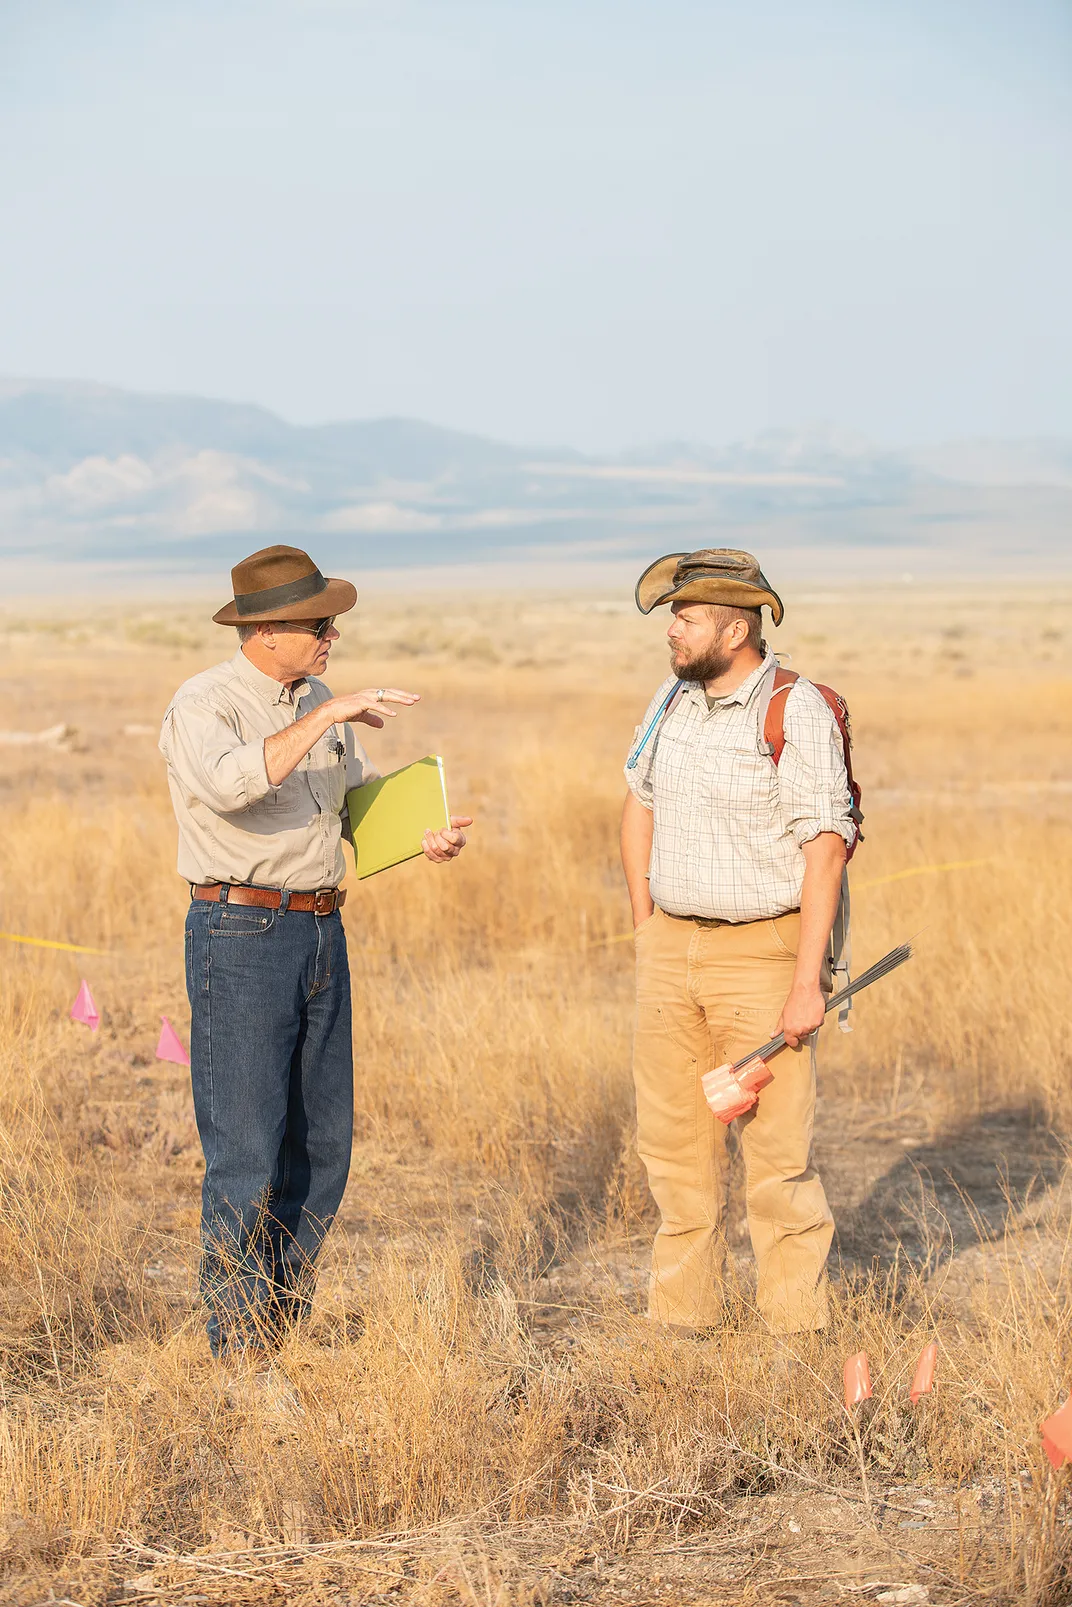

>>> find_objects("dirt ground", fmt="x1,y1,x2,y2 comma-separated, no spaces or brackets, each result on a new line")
1,584,1070,1605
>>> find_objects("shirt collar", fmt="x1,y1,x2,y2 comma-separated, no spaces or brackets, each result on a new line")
685,650,777,711
232,647,310,705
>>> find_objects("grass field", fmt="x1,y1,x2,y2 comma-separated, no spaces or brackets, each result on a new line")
0,582,1070,1606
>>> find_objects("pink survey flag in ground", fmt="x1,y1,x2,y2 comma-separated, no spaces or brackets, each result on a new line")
156,1016,190,1067
909,1341,938,1403
70,979,100,1032
844,1352,872,1409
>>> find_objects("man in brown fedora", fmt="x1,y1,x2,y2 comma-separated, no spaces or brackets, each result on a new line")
621,549,854,1334
159,544,472,1357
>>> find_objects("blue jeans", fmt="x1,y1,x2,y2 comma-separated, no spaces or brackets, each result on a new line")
184,894,353,1356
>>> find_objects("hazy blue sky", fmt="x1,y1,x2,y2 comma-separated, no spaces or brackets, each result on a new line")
2,0,1069,449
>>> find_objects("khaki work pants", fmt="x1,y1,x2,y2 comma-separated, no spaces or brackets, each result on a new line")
633,906,833,1333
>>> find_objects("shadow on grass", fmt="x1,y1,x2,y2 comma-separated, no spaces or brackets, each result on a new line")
833,1108,1066,1277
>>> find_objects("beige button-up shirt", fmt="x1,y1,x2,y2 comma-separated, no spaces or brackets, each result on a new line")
625,653,854,923
159,649,379,889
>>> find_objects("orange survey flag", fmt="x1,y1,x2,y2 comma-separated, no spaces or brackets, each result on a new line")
909,1341,938,1403
1040,1396,1072,1469
844,1352,872,1408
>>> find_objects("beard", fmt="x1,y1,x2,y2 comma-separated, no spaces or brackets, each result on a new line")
671,640,733,683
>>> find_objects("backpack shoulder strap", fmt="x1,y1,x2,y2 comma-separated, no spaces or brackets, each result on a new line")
831,864,853,1032
759,666,797,761
626,678,686,771
761,668,857,1028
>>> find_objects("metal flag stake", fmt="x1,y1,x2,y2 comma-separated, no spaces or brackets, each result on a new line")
731,942,914,1073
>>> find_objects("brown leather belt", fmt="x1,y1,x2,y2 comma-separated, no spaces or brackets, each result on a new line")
191,884,346,915
664,911,734,928
664,908,798,929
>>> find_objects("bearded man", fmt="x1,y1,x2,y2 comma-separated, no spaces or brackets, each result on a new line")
620,549,854,1334
159,544,471,1356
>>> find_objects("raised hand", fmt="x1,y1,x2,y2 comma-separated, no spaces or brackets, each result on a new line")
329,688,421,729
265,687,420,786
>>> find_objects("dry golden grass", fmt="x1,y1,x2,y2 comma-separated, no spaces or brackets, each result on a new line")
0,582,1070,1604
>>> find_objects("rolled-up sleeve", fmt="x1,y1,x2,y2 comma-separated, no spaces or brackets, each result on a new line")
159,696,273,814
778,681,855,849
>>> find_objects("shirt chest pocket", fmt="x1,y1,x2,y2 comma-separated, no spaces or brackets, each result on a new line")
314,732,348,812
652,731,696,791
275,732,346,815
264,770,315,817
655,730,778,810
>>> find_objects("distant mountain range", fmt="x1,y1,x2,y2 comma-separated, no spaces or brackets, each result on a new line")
1,377,1069,573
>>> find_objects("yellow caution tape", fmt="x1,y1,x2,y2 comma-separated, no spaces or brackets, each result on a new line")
586,931,636,949
0,931,109,956
852,857,994,891
0,859,996,962
585,857,995,950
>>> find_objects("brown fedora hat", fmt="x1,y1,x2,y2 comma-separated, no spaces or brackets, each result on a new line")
212,544,358,626
635,547,784,625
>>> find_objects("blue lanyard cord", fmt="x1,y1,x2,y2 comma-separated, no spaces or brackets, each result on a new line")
626,681,684,770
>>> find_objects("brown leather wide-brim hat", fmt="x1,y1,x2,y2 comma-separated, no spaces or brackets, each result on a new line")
212,544,358,626
635,547,784,625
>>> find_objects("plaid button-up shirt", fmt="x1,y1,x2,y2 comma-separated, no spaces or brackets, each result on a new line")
625,652,854,923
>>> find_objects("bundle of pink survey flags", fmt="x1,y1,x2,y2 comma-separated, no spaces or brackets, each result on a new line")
702,942,916,1126
68,979,190,1066
702,1056,773,1123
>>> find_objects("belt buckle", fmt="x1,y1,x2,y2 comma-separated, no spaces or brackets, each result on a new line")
314,889,334,916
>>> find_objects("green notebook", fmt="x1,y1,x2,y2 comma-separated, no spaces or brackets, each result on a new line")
345,755,451,880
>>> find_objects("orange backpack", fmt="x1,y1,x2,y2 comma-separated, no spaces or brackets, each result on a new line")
756,665,862,1028
760,667,864,858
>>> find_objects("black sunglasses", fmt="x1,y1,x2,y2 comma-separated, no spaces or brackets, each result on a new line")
285,616,336,639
